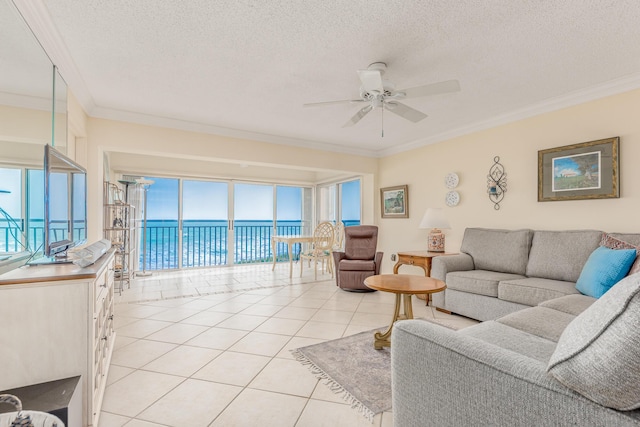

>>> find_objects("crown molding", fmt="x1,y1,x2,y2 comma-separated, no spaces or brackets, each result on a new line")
90,105,379,157
12,0,640,160
377,73,640,157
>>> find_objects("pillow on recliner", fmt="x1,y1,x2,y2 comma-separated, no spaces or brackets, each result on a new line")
547,273,640,410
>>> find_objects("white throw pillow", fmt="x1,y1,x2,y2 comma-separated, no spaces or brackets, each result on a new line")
547,273,640,410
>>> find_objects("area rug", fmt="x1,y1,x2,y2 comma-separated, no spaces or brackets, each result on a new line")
291,318,461,421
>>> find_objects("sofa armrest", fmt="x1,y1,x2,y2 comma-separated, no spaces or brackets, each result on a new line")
431,253,474,281
392,320,640,427
374,251,383,274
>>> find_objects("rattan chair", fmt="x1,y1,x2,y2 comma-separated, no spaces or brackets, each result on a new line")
300,221,335,280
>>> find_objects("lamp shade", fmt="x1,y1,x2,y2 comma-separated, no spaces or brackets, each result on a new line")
419,208,450,230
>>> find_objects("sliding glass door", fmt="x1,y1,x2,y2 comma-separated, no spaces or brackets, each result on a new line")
136,176,312,270
182,180,228,267
341,179,361,226
233,183,273,264
317,178,361,226
140,177,179,270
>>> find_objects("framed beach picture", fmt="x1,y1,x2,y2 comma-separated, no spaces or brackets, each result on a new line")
538,137,619,202
381,185,409,218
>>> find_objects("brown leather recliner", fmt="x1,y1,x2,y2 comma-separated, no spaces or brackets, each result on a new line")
332,225,383,292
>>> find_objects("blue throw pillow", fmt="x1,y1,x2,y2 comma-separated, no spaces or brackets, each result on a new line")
576,246,637,298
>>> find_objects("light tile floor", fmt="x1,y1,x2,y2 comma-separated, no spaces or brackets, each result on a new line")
101,263,478,427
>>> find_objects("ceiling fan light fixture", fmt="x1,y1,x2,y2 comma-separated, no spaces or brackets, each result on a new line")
304,61,460,133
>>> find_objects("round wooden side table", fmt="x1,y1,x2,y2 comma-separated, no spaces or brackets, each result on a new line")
364,274,446,349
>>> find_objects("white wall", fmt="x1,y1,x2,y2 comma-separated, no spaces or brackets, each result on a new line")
377,88,640,274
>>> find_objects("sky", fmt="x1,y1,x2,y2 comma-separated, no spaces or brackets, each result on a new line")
1,168,359,224
145,177,360,222
0,168,66,220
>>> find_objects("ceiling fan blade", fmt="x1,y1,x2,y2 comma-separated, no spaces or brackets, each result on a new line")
343,105,373,127
357,69,383,93
303,99,366,107
399,79,460,99
385,101,427,123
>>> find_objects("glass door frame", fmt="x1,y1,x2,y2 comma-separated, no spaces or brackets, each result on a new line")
124,172,314,270
316,176,362,226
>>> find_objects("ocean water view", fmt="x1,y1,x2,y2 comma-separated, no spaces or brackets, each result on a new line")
142,219,360,270
1,219,359,271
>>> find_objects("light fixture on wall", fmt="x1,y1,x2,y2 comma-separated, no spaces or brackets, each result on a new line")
487,156,507,210
419,208,450,252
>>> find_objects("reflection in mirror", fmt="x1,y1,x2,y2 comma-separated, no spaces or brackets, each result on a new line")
53,66,68,151
0,168,23,254
42,145,87,261
0,0,62,161
0,0,69,270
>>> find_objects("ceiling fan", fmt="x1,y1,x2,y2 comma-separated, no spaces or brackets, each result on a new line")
304,62,460,136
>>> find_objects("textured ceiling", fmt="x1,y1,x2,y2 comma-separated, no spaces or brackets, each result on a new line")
13,0,640,157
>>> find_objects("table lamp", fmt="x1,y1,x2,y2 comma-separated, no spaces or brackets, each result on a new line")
419,208,450,252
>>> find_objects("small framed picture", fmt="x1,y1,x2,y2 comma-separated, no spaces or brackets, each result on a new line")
380,185,409,218
538,137,619,202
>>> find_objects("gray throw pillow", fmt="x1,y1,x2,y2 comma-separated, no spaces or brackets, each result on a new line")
547,273,640,410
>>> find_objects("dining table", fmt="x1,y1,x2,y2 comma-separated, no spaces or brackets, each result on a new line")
271,235,315,278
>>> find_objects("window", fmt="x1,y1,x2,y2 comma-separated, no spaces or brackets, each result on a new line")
317,178,361,226
0,168,23,252
0,166,46,254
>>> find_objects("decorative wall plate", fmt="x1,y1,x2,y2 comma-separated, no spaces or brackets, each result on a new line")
445,172,459,189
445,190,460,207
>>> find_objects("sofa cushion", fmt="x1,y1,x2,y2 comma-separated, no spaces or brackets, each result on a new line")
525,230,602,282
538,294,596,316
608,232,640,247
497,306,576,342
498,278,580,307
547,273,640,411
601,233,640,276
338,259,375,271
460,228,533,275
446,270,526,298
459,320,557,363
575,246,636,298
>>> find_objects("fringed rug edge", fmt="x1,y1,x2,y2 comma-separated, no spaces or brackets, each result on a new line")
291,348,376,423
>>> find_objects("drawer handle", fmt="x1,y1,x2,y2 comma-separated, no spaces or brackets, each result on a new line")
108,315,114,321
409,260,414,265
101,336,108,341
100,283,107,288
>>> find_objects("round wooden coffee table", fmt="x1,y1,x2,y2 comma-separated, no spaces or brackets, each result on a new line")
364,274,446,349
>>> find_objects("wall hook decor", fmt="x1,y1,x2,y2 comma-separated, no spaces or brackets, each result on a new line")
487,156,507,210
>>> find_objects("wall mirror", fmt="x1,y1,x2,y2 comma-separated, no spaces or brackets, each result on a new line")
0,0,67,162
0,0,67,263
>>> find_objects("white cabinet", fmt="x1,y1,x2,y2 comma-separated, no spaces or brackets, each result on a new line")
0,249,116,427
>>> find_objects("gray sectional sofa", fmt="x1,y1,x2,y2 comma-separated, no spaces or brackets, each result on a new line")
431,228,640,321
391,228,640,426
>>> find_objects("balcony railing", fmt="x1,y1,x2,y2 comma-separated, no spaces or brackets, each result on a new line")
1,219,85,253
140,221,332,270
141,220,362,271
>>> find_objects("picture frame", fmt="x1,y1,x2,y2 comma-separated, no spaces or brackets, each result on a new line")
381,185,409,218
538,137,619,202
